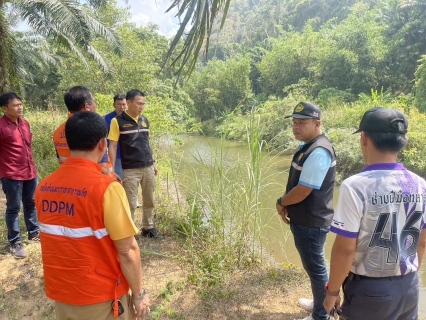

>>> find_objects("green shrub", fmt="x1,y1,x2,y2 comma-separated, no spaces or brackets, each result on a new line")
414,55,426,113
94,93,114,116
26,111,63,179
317,88,356,107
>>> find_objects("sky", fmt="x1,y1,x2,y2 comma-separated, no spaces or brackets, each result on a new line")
14,1,181,38
119,0,180,38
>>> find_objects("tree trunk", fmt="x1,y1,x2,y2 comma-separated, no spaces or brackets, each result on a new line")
0,0,8,93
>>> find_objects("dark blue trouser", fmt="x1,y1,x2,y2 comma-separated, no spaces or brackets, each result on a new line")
1,177,39,244
115,157,123,179
291,223,330,320
342,271,419,320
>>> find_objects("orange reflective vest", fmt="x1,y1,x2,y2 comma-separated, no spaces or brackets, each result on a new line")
35,157,129,306
53,118,70,165
53,114,115,177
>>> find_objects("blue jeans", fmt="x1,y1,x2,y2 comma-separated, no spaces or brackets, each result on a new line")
290,223,330,320
1,177,39,244
115,158,123,179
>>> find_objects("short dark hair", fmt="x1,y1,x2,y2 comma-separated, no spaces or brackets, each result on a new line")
364,128,408,153
64,86,93,112
126,89,145,101
65,111,107,151
113,93,126,103
0,92,22,107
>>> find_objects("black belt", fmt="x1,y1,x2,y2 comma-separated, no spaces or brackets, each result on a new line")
348,271,404,281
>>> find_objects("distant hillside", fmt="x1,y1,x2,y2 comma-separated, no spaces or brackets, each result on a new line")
207,0,378,58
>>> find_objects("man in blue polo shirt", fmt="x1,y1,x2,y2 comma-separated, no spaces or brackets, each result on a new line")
104,94,127,179
276,102,336,320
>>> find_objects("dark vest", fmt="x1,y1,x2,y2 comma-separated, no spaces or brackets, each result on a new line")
286,134,336,227
116,112,154,170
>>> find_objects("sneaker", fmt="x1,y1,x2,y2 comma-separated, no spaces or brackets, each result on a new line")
136,201,142,208
298,298,314,312
141,228,163,239
28,232,40,242
10,241,27,259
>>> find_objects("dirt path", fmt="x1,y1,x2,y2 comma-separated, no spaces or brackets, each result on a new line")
0,190,312,320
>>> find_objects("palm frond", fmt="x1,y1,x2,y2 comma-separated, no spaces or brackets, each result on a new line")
85,0,110,10
9,31,60,92
86,44,112,74
399,0,426,9
46,26,90,70
79,11,123,56
163,0,232,80
14,0,94,44
8,0,122,73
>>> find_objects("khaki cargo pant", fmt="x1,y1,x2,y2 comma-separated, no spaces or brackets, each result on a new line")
122,165,156,229
55,292,133,320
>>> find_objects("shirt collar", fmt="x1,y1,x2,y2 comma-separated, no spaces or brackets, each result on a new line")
63,157,103,172
361,163,405,172
124,111,139,122
2,114,21,125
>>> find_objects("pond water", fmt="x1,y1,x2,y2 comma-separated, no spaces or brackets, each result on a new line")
174,134,426,314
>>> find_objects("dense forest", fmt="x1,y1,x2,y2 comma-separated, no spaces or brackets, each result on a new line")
1,0,426,113
1,0,426,179
188,0,426,116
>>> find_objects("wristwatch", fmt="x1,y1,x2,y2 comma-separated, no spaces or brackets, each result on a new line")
132,288,146,301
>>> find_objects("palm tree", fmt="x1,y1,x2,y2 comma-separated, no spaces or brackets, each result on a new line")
0,0,122,93
165,0,232,78
12,31,61,103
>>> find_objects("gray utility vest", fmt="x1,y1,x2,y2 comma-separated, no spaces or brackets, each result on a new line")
285,134,336,228
116,112,154,170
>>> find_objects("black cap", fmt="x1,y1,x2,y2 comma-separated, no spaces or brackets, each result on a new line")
285,102,321,119
353,107,408,134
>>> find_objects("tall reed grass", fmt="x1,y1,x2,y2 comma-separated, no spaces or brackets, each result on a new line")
166,113,280,287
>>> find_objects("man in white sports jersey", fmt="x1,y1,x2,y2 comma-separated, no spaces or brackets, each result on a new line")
324,107,426,320
276,102,336,320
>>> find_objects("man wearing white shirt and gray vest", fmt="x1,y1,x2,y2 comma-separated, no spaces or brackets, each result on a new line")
276,102,336,320
108,89,162,239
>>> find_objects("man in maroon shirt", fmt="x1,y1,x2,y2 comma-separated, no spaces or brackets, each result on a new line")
0,92,39,258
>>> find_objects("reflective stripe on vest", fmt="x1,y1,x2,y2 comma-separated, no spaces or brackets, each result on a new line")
35,157,130,306
292,162,303,171
119,128,150,134
39,222,109,239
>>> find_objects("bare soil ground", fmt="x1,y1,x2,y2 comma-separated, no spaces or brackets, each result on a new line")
0,190,313,320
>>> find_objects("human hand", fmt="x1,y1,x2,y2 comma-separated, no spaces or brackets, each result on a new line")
114,172,122,183
276,205,290,225
132,295,150,318
323,294,341,316
153,165,158,176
